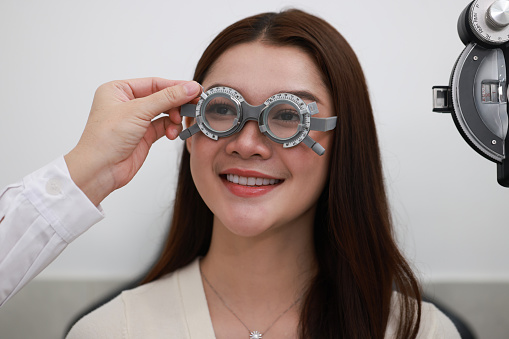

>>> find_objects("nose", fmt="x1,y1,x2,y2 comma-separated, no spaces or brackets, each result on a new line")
225,121,272,159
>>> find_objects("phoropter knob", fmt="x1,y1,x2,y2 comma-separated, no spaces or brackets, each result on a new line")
487,0,509,29
458,0,509,45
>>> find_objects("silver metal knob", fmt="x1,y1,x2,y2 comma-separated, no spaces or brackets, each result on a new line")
487,0,509,29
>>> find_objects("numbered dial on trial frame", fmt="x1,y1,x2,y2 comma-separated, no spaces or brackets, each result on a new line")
470,0,509,44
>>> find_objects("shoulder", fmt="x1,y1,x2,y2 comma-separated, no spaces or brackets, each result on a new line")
66,262,196,339
417,301,462,339
65,292,128,339
386,293,461,339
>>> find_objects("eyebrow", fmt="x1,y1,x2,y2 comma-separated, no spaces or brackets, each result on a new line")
280,90,320,103
204,83,321,104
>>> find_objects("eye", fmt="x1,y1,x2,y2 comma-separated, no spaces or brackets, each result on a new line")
205,101,237,116
266,106,300,139
203,98,238,132
272,109,300,122
214,105,234,115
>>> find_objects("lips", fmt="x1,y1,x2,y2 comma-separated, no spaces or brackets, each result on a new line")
220,169,283,197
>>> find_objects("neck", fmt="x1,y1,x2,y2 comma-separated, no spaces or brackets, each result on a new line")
200,213,317,308
200,215,316,338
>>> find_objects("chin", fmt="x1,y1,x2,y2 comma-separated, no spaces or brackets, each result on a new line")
217,216,276,238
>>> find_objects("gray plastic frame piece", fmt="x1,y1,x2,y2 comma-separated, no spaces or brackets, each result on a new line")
180,104,196,117
179,124,200,140
310,116,337,131
302,135,326,156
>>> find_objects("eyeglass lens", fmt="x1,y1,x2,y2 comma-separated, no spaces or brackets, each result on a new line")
265,103,300,139
203,96,239,132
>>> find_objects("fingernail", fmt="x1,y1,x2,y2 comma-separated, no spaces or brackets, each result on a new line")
183,81,200,96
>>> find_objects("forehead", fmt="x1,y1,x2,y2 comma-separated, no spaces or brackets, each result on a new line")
202,42,327,104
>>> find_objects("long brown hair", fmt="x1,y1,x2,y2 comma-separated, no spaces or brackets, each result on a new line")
142,9,421,338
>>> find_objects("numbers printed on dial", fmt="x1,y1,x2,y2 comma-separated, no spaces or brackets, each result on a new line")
265,93,307,111
470,0,509,44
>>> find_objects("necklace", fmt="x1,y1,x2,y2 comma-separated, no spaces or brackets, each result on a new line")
200,265,303,339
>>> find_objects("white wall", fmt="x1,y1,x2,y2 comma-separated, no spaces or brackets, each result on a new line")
0,0,507,283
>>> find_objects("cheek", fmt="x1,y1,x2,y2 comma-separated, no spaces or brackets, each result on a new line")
303,153,330,188
300,156,330,212
188,137,216,212
189,135,211,183
283,144,331,197
188,134,227,196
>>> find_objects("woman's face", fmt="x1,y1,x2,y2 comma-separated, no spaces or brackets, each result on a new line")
187,42,334,237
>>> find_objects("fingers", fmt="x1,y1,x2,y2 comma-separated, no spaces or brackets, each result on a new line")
166,123,183,140
188,97,201,105
122,77,188,98
149,116,182,142
167,107,182,125
134,81,202,120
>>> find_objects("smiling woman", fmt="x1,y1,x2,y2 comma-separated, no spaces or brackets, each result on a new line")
66,9,460,339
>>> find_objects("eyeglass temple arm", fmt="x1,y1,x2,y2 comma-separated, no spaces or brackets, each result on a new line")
179,104,200,140
310,116,337,132
303,116,337,155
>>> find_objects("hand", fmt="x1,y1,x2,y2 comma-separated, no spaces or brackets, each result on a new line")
64,78,201,206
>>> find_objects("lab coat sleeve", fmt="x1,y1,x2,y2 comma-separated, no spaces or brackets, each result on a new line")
0,156,104,306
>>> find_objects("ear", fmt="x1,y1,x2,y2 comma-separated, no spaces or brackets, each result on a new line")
185,135,193,154
184,117,194,154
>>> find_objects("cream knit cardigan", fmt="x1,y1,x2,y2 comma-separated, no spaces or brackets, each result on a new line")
67,259,460,339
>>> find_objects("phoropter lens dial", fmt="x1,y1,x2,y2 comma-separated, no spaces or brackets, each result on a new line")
460,0,509,45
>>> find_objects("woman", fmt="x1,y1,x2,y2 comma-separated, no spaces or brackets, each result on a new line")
67,9,459,339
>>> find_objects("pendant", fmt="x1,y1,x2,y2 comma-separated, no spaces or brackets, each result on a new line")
250,331,263,339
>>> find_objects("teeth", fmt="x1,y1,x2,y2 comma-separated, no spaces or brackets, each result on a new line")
239,176,247,185
226,174,281,186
